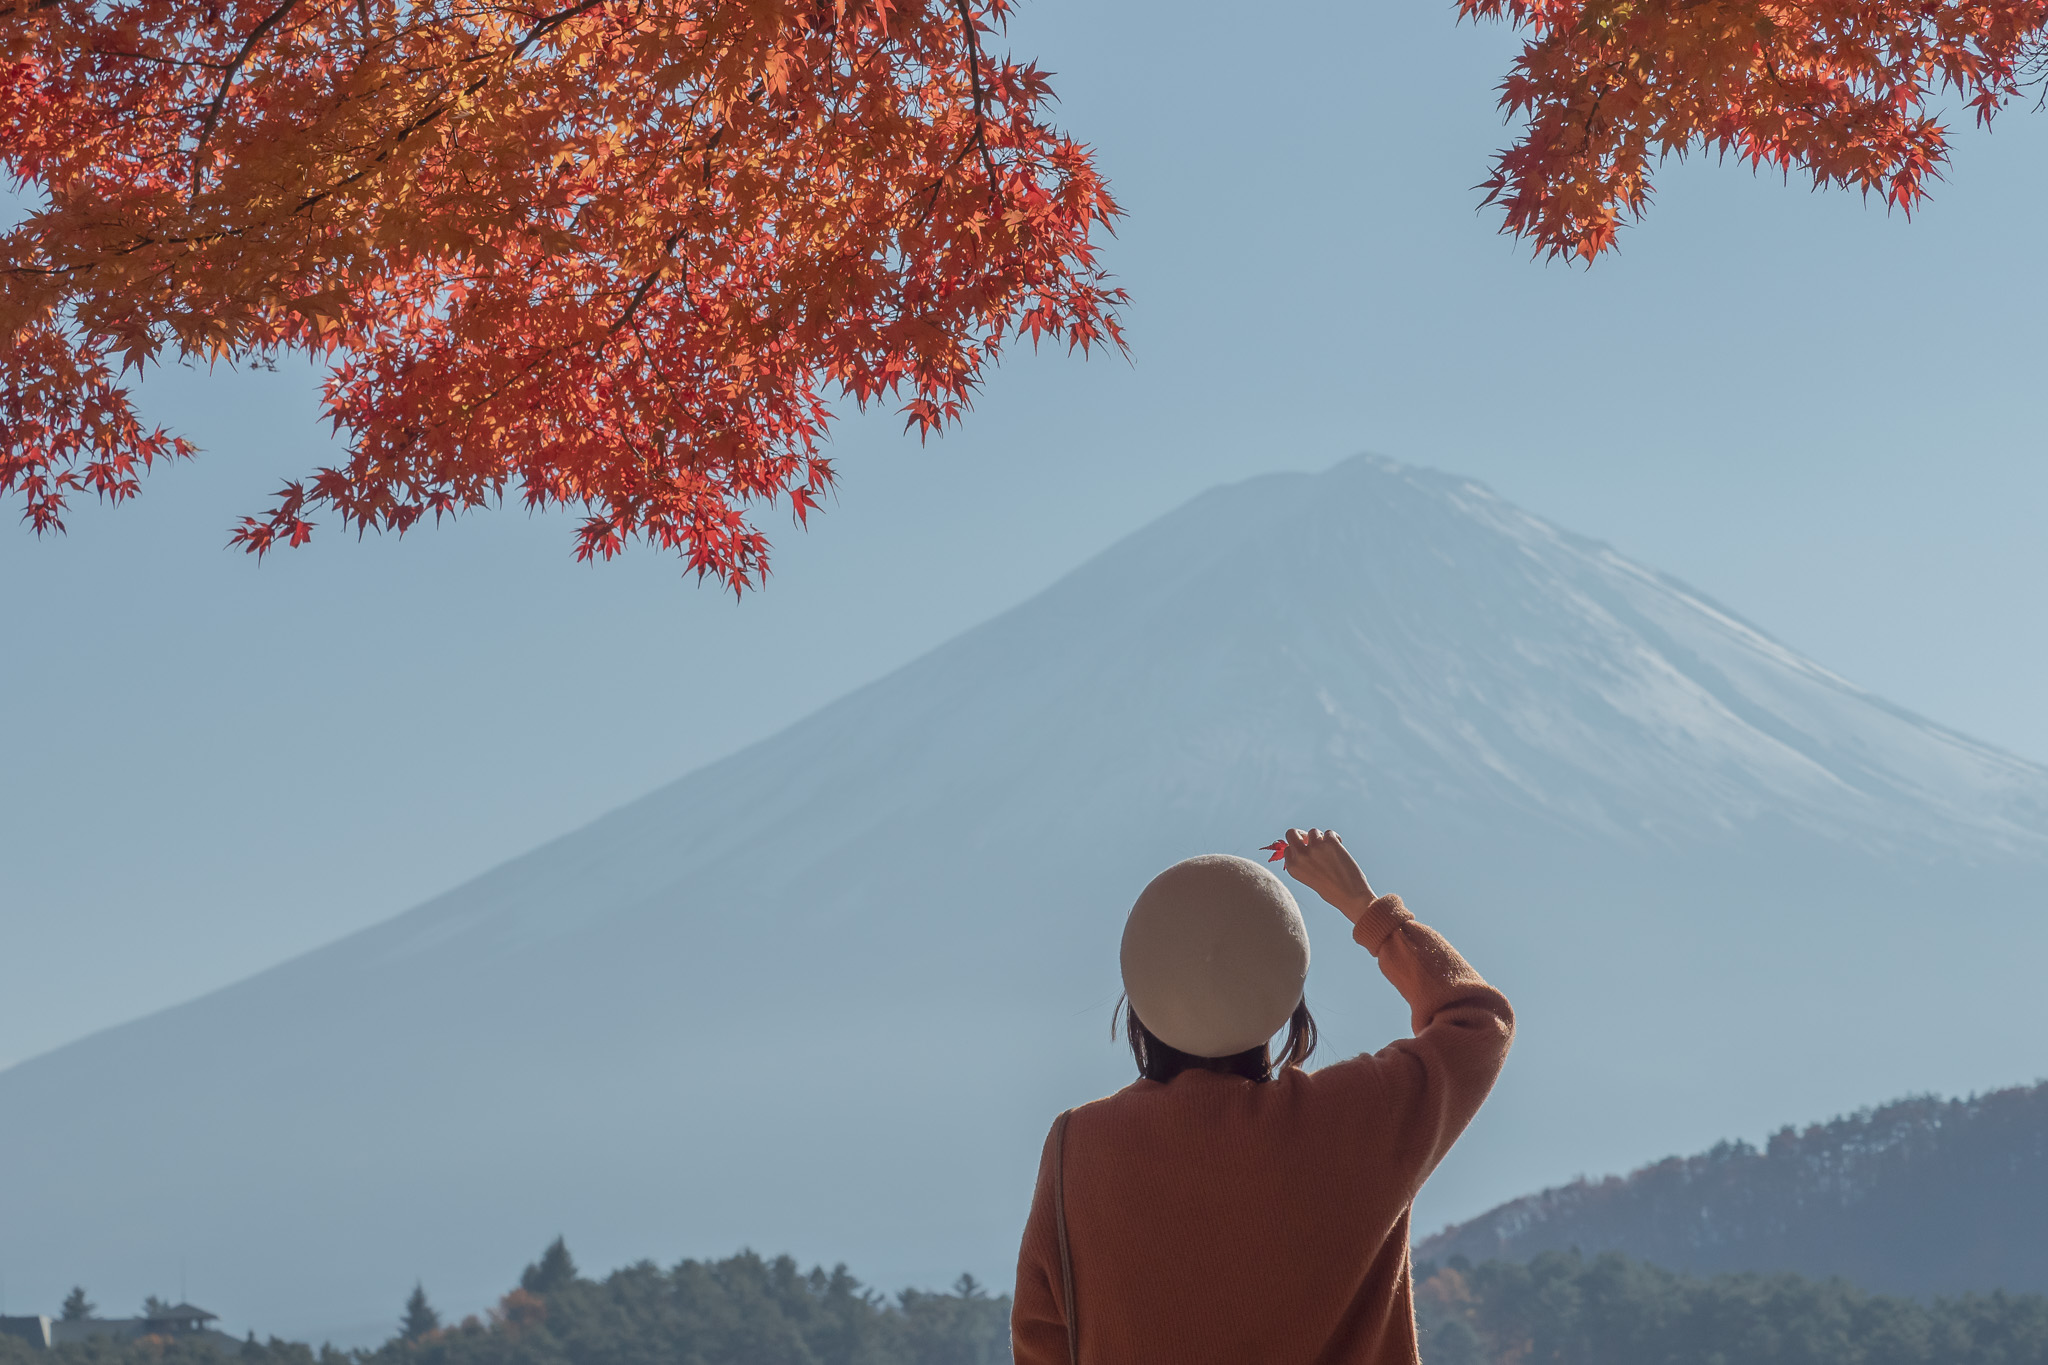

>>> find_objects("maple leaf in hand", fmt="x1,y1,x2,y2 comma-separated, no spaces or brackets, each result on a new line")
1262,839,1289,863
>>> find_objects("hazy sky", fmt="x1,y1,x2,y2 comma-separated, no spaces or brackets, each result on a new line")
5,0,2045,1079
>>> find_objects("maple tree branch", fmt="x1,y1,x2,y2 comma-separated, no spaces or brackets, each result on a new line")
189,0,305,202
511,0,607,58
2020,29,2048,108
186,0,603,220
286,0,608,216
912,137,979,227
701,125,725,184
292,93,464,213
90,47,232,68
432,229,689,426
610,231,685,334
948,0,1002,205
4,224,246,279
6,0,1122,592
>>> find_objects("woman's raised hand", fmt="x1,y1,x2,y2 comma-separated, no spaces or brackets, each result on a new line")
1277,828,1375,925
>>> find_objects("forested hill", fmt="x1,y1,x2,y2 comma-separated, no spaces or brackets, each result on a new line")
1413,1251,2048,1365
1417,1081,2048,1296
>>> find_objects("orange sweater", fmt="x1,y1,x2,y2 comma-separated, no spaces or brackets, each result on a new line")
1011,894,1514,1365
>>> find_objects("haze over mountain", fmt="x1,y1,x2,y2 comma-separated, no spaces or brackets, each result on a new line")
1418,1079,2048,1296
4,456,2044,1342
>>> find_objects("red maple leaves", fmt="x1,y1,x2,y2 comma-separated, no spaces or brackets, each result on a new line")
1,0,1124,589
10,0,2034,587
1262,839,1289,864
1466,0,2048,258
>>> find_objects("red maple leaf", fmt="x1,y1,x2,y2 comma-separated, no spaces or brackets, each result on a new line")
1262,839,1288,863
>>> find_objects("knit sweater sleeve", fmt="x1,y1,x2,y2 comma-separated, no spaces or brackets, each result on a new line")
1011,1120,1070,1365
1350,893,1515,1192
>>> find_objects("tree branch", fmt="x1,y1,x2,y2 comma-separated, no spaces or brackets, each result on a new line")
189,0,305,202
610,231,684,334
948,0,1001,205
510,0,607,59
287,0,610,215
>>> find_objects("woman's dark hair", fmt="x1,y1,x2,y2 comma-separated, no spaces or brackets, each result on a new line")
1114,995,1318,1083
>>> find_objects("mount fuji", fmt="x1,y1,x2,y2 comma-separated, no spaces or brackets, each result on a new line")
3,456,2044,1341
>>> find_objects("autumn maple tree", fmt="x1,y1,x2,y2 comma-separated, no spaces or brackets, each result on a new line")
11,0,2046,579
1,0,1123,587
1465,0,2048,259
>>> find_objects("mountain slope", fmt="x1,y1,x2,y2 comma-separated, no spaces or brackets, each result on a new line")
3,456,2045,1339
1417,1081,2048,1295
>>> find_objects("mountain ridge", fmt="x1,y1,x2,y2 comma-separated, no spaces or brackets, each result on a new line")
1417,1078,2048,1296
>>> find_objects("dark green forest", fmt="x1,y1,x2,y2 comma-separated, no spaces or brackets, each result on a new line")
18,1241,2048,1365
378,1241,1010,1365
1416,1250,2048,1365
0,1242,1008,1365
1419,1081,2048,1296
0,1334,352,1365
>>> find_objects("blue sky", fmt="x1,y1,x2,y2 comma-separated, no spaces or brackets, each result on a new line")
4,0,2045,1076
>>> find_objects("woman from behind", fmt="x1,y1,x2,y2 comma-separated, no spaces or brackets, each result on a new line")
1012,826,1514,1365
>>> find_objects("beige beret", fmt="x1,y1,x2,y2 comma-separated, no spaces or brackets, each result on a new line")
1120,854,1310,1059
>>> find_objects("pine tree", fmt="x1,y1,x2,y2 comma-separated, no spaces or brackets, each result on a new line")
518,1239,577,1297
60,1288,96,1321
400,1284,439,1341
141,1297,171,1318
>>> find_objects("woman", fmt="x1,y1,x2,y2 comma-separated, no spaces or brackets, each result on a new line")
1011,827,1514,1364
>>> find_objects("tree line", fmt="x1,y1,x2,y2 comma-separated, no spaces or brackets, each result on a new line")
1416,1250,2048,1365
22,1240,2048,1365
0,1241,1008,1365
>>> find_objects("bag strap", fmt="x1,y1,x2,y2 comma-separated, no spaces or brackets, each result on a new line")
1052,1107,1079,1365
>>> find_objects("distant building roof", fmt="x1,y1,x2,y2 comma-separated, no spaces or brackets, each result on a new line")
144,1305,218,1324
0,1318,54,1350
43,1306,224,1348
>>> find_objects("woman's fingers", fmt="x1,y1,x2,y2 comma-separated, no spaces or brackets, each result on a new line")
1271,827,1372,917
1278,827,1353,879
1283,828,1331,882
